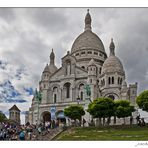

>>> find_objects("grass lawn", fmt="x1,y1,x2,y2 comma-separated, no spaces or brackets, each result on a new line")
54,125,148,140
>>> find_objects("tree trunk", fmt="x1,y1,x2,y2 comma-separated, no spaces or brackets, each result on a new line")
74,119,76,126
123,118,126,125
103,117,105,126
114,116,116,125
106,117,111,126
99,118,102,127
79,118,81,127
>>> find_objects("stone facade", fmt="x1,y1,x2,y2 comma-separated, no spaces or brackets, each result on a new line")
9,105,21,124
28,10,138,125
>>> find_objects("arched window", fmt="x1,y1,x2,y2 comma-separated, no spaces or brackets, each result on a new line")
87,51,92,54
94,52,98,55
100,68,101,74
112,77,114,84
118,77,120,84
90,79,92,83
81,66,85,69
79,84,84,100
103,79,105,86
76,53,79,56
54,94,57,103
108,77,111,85
120,78,122,85
53,87,58,103
64,83,71,98
80,91,83,100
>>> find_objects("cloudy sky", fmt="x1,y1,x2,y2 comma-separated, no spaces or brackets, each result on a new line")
0,8,148,123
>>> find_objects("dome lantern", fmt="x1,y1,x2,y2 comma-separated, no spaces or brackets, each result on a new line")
85,9,92,31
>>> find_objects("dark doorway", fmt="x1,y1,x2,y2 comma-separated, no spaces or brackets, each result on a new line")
56,111,66,123
42,112,51,123
108,95,115,100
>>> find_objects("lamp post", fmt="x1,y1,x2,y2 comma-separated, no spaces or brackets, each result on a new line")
77,96,80,105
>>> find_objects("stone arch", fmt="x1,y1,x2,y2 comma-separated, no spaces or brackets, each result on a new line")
76,81,86,88
78,83,85,100
56,110,66,123
51,84,60,103
63,82,71,98
108,95,115,100
40,111,51,123
104,93,120,100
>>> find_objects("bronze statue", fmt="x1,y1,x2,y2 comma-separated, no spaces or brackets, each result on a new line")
84,84,91,97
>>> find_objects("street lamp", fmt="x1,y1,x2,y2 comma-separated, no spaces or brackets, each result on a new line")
77,96,80,105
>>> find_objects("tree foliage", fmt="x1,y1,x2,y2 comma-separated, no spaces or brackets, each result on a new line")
0,111,7,122
115,100,135,124
87,98,115,119
64,105,85,121
136,90,148,111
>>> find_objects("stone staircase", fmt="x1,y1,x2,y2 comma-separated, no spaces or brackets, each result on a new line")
35,127,63,141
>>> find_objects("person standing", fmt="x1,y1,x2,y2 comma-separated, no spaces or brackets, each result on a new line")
19,130,25,140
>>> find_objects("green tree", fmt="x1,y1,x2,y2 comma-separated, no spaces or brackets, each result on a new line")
64,105,85,126
87,98,115,126
0,111,7,122
115,100,135,125
136,90,148,111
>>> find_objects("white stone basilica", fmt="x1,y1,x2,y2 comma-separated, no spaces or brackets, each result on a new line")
28,10,138,125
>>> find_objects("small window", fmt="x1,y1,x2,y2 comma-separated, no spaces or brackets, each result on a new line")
118,77,120,84
90,79,92,83
81,52,85,55
76,53,79,56
87,51,92,54
100,68,101,74
120,78,122,85
99,53,103,57
133,90,135,94
112,77,114,84
108,77,111,85
81,66,85,69
94,52,98,55
44,84,46,88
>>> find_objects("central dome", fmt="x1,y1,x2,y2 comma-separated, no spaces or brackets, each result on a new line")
71,9,106,55
71,30,105,54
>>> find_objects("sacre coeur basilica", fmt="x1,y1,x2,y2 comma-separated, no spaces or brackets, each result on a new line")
27,10,138,126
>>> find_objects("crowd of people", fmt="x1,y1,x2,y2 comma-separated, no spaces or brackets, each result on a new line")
0,120,63,141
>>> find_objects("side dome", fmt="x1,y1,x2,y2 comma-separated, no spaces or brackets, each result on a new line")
102,56,124,74
71,30,105,54
48,64,58,73
43,64,50,73
101,38,125,75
